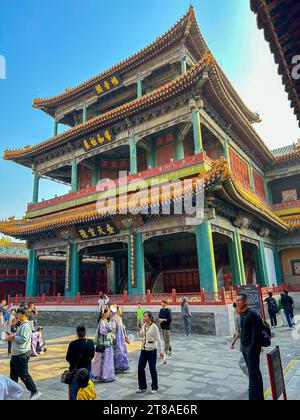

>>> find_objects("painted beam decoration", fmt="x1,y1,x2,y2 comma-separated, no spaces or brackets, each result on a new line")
82,128,114,152
77,221,119,241
94,74,122,96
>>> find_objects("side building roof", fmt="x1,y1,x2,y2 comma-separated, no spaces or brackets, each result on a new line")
251,0,300,127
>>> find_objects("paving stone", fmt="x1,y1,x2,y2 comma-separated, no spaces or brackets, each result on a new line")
162,387,193,396
1,323,300,400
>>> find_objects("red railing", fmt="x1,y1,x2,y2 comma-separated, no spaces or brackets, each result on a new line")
27,153,208,212
7,284,300,308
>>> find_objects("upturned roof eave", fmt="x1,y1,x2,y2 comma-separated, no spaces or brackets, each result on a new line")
32,6,195,111
250,0,300,128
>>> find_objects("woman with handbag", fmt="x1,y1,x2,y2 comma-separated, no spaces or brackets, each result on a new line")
91,307,116,383
65,325,95,400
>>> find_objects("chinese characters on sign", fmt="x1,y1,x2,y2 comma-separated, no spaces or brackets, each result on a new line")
130,234,135,288
82,128,114,152
65,244,71,291
77,222,119,241
94,74,122,96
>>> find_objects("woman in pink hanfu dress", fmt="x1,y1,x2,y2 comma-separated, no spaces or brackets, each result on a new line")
91,308,116,383
31,327,47,357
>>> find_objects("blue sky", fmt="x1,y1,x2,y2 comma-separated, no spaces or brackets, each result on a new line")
0,0,299,220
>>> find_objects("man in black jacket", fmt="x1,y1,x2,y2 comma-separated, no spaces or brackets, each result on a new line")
66,325,95,400
236,294,264,401
264,292,278,328
158,300,172,356
281,290,295,329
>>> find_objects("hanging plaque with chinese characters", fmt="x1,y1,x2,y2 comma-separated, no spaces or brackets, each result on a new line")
82,128,114,152
94,74,122,96
65,244,71,291
130,233,135,289
77,221,119,241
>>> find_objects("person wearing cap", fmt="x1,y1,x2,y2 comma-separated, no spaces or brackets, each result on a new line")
181,297,192,337
158,300,172,356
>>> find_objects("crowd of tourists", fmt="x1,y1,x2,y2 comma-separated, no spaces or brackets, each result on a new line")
63,296,193,400
0,289,297,401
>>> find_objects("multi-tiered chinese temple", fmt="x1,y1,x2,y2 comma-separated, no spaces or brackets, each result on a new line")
1,6,299,301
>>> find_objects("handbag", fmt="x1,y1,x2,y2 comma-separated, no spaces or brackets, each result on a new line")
61,369,73,384
95,344,105,353
95,326,106,353
61,339,87,384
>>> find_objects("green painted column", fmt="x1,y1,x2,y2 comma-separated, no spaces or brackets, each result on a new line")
53,119,58,136
71,158,78,192
135,232,146,295
128,232,146,295
180,52,187,74
83,102,87,123
257,239,268,286
137,75,142,98
128,231,134,294
236,231,246,285
92,157,99,186
174,136,185,161
147,137,156,168
129,135,137,175
228,241,239,287
195,222,218,292
229,232,246,286
264,179,272,203
223,139,230,167
66,244,79,296
273,247,283,285
192,109,203,154
249,163,255,191
26,249,38,297
32,172,40,204
114,256,121,294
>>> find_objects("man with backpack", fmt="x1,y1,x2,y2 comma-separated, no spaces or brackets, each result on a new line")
236,294,265,401
264,292,278,328
281,290,295,329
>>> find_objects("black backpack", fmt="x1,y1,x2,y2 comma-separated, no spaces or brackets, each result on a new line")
261,319,272,347
269,298,279,314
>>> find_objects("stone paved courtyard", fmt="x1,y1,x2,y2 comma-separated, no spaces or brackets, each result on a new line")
1,322,300,401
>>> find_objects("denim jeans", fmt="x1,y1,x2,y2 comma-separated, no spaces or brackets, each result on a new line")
138,349,158,391
242,345,264,401
284,309,294,328
268,311,277,327
183,316,191,336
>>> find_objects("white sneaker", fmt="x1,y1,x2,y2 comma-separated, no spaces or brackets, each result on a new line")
136,389,147,394
30,391,42,400
150,390,157,394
